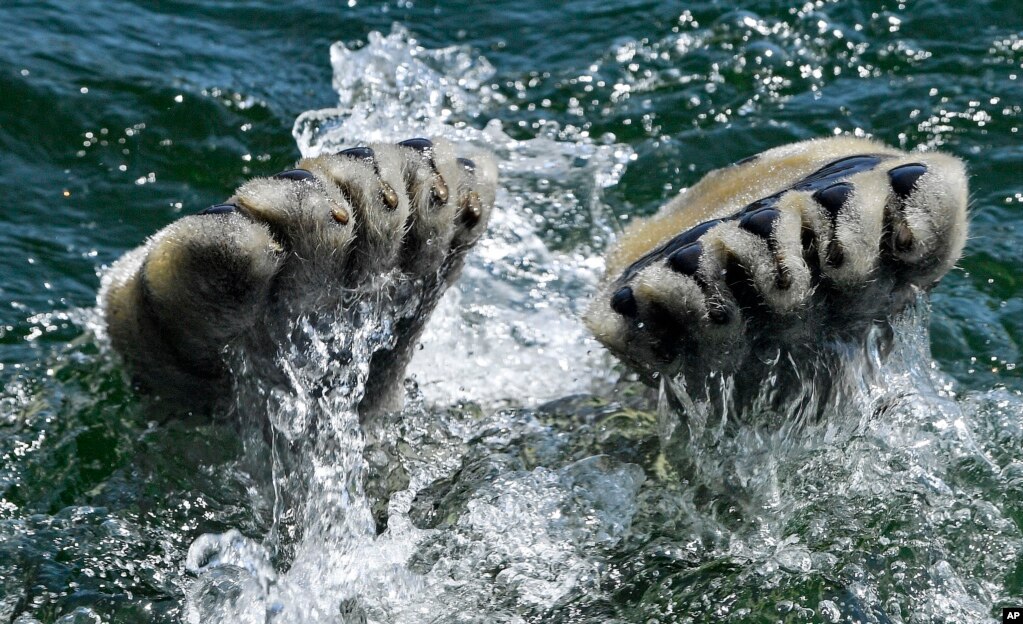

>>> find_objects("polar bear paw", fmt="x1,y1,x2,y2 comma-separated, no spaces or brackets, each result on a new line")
100,138,497,411
585,137,968,381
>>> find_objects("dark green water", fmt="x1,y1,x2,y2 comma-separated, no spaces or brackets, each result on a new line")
2,1,1023,622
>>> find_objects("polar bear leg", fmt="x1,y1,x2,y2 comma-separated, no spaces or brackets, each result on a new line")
100,211,284,401
585,137,968,382
100,138,497,411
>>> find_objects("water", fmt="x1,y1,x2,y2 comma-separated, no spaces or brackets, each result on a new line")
2,1,1023,622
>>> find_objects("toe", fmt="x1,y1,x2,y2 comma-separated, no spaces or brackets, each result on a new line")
141,212,282,349
392,138,496,275
450,151,496,249
298,147,410,275
879,155,968,284
231,167,357,280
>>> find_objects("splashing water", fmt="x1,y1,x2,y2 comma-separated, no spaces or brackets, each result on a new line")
293,25,631,407
184,26,639,623
2,2,1023,622
111,25,1023,624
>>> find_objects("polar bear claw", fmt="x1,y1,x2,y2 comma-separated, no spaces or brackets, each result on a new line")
584,137,968,383
99,138,497,411
100,135,967,412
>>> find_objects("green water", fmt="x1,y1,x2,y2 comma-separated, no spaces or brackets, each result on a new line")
2,1,1023,622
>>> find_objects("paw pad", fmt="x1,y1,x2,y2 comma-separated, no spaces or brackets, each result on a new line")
610,286,639,318
337,146,376,162
397,137,434,153
667,241,702,276
888,163,927,198
737,207,780,239
812,182,852,219
586,137,968,379
273,169,317,182
198,203,238,216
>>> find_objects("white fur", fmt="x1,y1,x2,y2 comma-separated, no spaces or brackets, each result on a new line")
585,137,969,380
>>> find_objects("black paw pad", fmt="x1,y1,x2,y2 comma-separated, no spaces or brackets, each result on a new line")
738,207,780,239
682,219,722,244
888,163,927,199
615,219,721,286
611,286,639,318
338,146,375,162
813,182,853,219
399,138,434,153
793,155,883,192
273,168,316,182
668,242,702,276
197,203,237,215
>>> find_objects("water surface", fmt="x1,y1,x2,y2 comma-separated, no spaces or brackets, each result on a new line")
2,1,1022,622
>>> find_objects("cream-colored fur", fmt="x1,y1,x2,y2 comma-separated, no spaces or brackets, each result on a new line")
99,138,497,412
586,137,968,380
99,135,967,411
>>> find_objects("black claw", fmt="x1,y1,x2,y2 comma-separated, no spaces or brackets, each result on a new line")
197,203,237,215
667,242,702,276
611,286,639,318
813,182,853,219
457,157,477,173
399,138,434,153
888,163,927,199
338,146,375,161
826,240,845,268
775,263,792,290
273,168,316,182
738,207,780,239
800,225,816,252
708,307,731,325
894,223,914,252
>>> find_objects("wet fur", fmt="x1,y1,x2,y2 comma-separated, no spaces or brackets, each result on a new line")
100,136,967,417
585,137,967,387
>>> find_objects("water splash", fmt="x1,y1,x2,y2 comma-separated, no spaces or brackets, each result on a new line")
184,26,642,622
171,25,1023,624
294,24,632,406
619,302,1019,623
